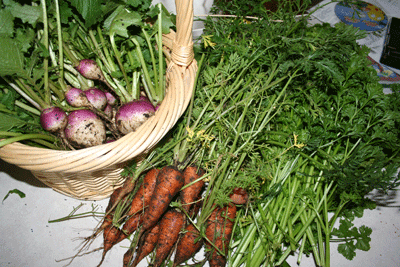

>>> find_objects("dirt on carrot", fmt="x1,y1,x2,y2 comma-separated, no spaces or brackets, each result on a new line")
229,187,249,205
139,166,184,233
152,209,186,267
127,168,160,217
123,247,134,267
205,204,237,267
130,223,160,267
115,212,143,244
173,223,203,267
98,224,122,266
180,165,205,213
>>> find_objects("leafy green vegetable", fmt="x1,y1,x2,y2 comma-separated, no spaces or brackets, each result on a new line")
0,37,26,77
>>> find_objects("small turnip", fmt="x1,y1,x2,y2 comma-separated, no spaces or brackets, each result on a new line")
115,100,156,135
105,91,117,106
40,106,68,133
75,59,107,83
64,109,106,148
65,87,90,108
84,87,107,110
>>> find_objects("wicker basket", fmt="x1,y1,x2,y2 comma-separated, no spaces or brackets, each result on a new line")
0,0,197,200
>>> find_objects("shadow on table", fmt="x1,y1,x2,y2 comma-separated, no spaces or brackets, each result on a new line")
367,188,400,211
0,159,47,188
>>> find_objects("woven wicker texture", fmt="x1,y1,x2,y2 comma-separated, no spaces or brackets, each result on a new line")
0,0,197,200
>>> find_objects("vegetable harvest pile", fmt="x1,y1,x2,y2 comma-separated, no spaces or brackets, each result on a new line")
2,0,400,267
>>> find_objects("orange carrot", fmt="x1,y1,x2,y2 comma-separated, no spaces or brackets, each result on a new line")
173,223,203,267
108,174,137,212
115,212,143,244
229,187,249,205
130,224,160,267
205,204,237,267
152,209,186,267
97,224,122,267
122,247,134,267
180,165,205,213
139,166,184,233
126,168,160,217
92,187,123,238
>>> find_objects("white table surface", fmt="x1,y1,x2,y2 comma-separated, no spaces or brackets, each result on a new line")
1,1,400,267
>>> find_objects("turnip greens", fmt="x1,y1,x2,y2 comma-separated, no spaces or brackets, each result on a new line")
0,0,174,148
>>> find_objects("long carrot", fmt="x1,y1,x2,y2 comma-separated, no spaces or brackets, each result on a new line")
90,186,123,239
108,174,137,212
97,224,122,267
130,223,160,267
126,168,160,217
173,223,203,267
123,247,134,267
139,166,184,233
180,165,205,213
115,212,143,244
152,209,186,267
205,204,237,267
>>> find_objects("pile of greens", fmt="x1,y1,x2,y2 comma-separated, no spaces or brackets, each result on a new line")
137,0,400,266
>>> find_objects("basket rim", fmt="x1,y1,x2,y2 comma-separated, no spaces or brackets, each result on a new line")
0,0,197,174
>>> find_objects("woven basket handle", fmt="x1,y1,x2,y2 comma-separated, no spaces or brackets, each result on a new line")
172,0,194,66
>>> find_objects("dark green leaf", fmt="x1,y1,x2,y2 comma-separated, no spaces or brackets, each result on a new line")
68,0,106,28
109,9,142,37
0,113,28,131
0,37,26,77
0,9,14,37
3,0,42,25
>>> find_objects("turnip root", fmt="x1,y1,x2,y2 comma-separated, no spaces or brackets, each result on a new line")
64,109,106,148
75,59,107,83
84,87,107,110
105,91,117,106
40,106,68,133
115,100,156,135
65,87,90,108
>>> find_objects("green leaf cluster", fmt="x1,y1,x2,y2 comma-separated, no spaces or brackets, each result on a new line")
187,2,400,265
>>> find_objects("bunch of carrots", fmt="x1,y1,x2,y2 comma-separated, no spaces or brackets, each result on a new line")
89,165,248,267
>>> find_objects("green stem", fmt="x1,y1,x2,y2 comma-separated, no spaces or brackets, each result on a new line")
15,100,41,116
88,29,111,71
110,34,131,94
0,133,57,148
97,26,117,72
142,28,159,100
40,0,50,105
131,37,156,101
54,0,66,91
157,3,164,100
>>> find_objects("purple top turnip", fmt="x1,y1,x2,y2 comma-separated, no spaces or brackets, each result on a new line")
115,100,156,135
64,109,106,148
84,88,107,110
65,87,90,108
40,106,68,133
105,92,117,106
75,59,106,82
